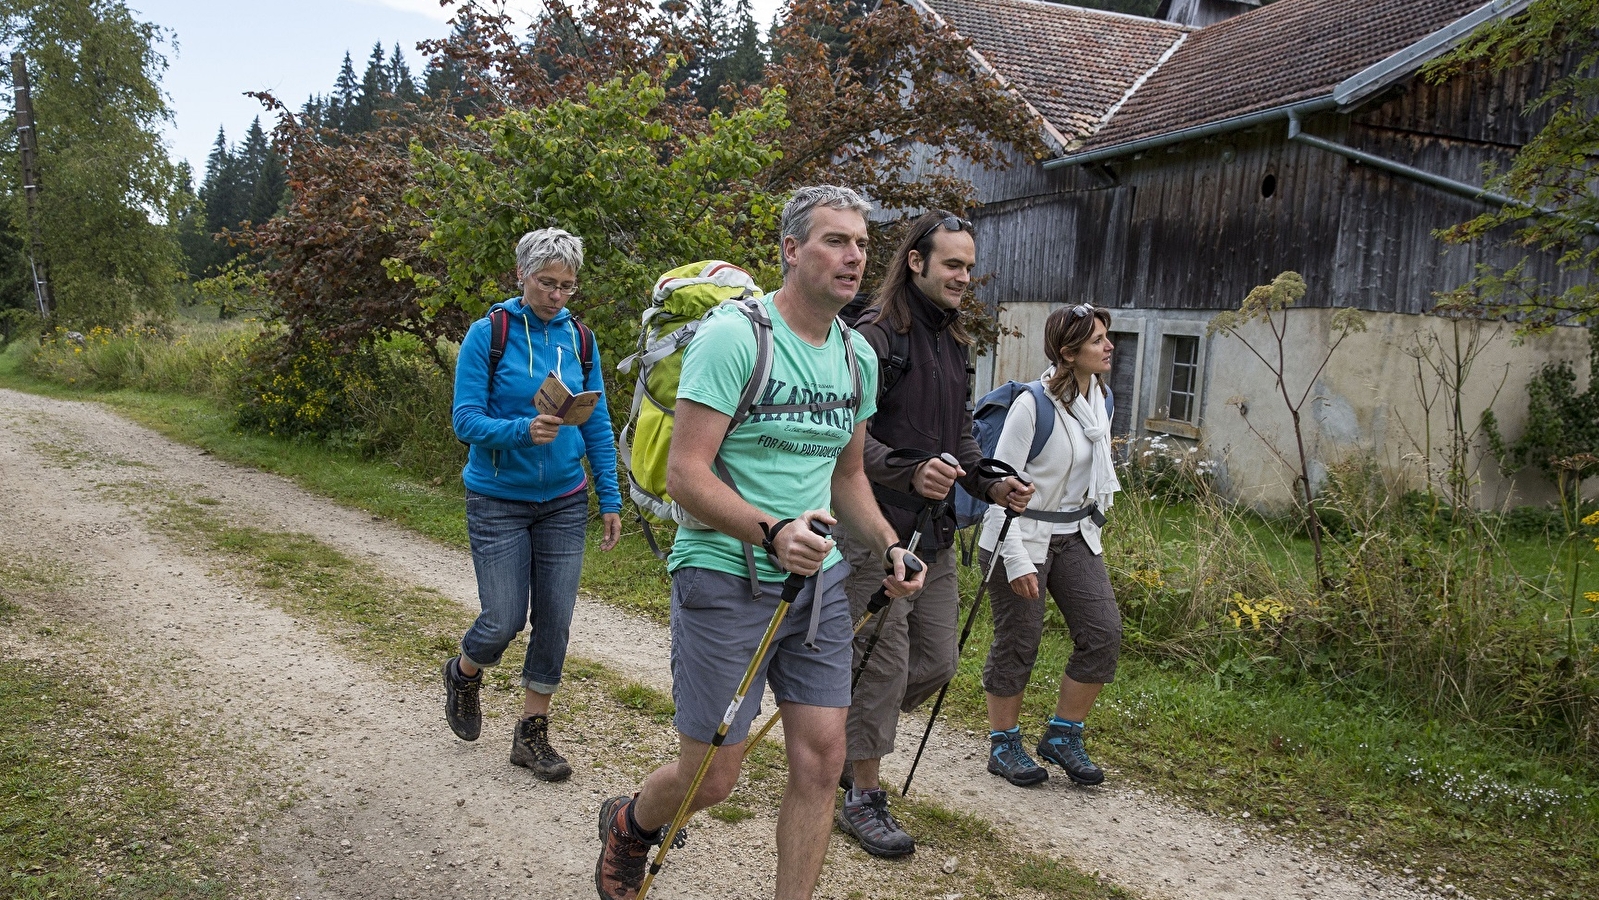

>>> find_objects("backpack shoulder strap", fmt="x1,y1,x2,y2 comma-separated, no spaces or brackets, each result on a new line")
1026,381,1054,463
854,313,909,401
571,319,595,377
486,307,511,395
840,321,864,417
879,326,910,399
728,297,775,433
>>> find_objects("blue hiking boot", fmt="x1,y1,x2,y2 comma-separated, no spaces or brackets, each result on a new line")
987,728,1049,787
1036,720,1105,785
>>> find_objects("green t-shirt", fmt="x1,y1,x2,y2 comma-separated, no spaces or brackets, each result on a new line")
668,296,879,581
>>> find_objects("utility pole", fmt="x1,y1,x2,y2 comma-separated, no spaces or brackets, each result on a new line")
11,52,52,321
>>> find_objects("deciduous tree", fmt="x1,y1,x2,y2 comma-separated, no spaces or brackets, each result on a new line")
0,0,182,329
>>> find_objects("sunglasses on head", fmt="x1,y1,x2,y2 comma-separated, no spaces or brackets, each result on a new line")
1069,303,1096,318
938,214,973,233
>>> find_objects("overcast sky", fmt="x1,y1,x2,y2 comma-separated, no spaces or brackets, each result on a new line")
130,0,785,180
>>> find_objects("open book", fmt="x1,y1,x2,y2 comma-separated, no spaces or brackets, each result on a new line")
532,348,601,425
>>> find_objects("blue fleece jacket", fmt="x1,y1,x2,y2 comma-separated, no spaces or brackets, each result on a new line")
452,298,622,512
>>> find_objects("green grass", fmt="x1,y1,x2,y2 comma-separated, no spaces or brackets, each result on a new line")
0,559,271,899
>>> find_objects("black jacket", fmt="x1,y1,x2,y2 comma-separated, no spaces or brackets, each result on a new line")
857,287,999,551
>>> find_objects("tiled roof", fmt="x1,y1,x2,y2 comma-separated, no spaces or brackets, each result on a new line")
917,0,1190,148
1081,0,1489,149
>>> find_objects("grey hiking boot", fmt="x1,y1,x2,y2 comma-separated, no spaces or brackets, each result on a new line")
987,728,1048,787
442,656,481,741
511,713,572,782
1036,720,1105,785
837,788,915,857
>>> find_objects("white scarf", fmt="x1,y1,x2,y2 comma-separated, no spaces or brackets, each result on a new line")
1069,374,1121,522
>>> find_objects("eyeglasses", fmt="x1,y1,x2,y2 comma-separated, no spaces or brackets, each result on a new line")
938,215,973,233
1069,303,1096,319
533,276,579,296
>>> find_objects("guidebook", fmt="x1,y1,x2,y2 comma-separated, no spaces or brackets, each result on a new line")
532,348,601,425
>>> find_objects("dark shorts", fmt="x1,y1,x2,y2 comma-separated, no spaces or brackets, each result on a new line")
669,562,853,745
981,531,1121,697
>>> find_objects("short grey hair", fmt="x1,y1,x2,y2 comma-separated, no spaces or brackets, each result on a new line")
779,185,872,275
515,228,584,277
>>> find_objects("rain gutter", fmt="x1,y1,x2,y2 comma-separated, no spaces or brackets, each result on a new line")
1042,0,1531,171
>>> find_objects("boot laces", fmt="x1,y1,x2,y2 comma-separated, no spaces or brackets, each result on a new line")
452,668,480,720
520,717,555,759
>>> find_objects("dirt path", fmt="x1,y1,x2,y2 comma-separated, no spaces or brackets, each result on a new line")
0,388,1454,900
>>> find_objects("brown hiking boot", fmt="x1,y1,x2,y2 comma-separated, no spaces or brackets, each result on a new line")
595,795,650,900
510,713,572,782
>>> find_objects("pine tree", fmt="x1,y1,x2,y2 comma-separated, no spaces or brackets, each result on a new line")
200,127,240,239
723,0,765,98
689,0,731,112
345,42,387,132
387,42,418,105
330,51,359,132
238,117,280,223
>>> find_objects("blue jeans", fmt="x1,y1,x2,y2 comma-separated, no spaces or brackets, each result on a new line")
460,488,588,693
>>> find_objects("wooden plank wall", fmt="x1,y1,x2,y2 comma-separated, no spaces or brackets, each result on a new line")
906,57,1590,318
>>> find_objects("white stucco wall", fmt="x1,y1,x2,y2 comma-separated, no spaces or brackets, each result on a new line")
990,303,1595,511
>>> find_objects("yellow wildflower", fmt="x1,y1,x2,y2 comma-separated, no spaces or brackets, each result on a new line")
1582,510,1599,526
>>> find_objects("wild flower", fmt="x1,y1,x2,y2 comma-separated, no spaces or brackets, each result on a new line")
1225,592,1288,631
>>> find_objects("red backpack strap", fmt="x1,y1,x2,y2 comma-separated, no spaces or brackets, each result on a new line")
573,320,595,377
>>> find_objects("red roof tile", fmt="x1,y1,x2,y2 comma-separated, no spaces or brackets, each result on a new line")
1085,0,1487,148
917,0,1189,147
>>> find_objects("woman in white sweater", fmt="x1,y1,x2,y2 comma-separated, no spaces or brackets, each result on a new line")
978,304,1122,788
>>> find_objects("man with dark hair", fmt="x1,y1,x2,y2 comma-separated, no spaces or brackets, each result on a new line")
594,186,925,900
834,211,1033,857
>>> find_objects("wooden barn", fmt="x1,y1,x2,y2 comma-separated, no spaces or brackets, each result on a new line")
905,0,1593,508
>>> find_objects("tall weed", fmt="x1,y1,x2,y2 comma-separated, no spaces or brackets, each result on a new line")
24,323,248,401
1111,451,1598,755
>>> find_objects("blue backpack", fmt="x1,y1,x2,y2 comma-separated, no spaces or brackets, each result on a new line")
952,381,1113,529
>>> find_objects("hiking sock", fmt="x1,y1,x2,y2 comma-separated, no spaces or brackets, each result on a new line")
990,726,1022,742
625,798,666,845
1048,716,1084,729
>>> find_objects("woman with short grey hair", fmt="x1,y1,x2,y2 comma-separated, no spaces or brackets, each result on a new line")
443,227,622,783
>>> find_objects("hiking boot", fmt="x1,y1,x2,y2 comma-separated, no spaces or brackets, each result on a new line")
442,656,481,741
1036,720,1105,786
596,795,649,900
594,795,687,900
837,788,915,857
987,729,1049,787
511,713,572,782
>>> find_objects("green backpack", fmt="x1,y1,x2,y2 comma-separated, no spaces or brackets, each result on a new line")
616,260,863,565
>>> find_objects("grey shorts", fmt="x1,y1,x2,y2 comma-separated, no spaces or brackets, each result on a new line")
669,562,853,745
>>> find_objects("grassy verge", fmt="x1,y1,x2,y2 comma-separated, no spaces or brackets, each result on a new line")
0,556,273,899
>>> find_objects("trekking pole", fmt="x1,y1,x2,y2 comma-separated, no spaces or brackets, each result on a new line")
741,549,923,754
901,465,1031,798
637,519,831,900
742,449,954,753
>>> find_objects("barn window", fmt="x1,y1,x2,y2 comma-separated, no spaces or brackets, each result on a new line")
1159,335,1200,423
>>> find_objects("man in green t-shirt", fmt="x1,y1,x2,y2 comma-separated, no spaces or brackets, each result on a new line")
596,186,925,900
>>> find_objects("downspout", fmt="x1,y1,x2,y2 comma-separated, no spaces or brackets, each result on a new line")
1286,109,1528,212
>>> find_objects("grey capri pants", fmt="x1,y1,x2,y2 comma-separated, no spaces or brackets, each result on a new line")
980,531,1121,698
